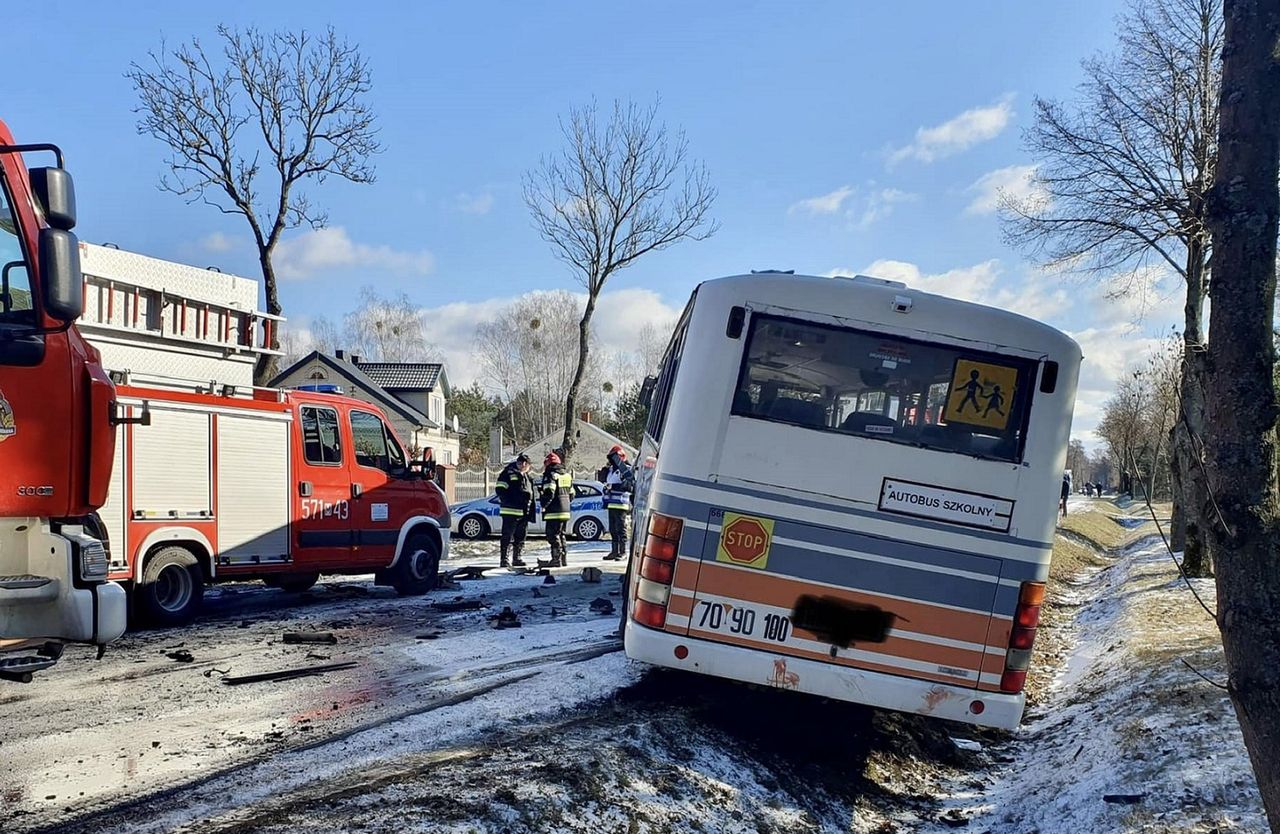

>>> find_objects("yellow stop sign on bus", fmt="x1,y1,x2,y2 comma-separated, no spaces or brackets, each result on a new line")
716,513,775,570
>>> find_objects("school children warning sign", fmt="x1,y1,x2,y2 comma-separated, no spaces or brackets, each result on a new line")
943,358,1019,431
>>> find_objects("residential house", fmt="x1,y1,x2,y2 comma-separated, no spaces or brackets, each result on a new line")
271,351,462,465
517,418,637,477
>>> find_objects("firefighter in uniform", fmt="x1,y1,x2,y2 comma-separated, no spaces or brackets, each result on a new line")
538,452,574,568
495,453,536,568
602,445,633,561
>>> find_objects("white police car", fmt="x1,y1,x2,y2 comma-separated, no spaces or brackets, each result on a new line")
450,479,609,541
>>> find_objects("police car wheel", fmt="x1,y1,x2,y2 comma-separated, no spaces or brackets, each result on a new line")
459,514,489,540
575,517,602,541
392,531,441,596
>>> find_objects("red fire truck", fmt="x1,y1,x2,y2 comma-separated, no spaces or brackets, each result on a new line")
1,121,128,679
100,373,450,625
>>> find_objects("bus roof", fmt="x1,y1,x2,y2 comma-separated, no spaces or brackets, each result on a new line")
696,272,1080,358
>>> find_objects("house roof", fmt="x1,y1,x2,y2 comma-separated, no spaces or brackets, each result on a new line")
269,351,438,430
354,362,444,392
517,420,639,461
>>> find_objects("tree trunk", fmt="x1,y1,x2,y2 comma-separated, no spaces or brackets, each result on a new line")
1174,234,1213,576
1203,1,1280,827
253,248,283,386
561,291,600,465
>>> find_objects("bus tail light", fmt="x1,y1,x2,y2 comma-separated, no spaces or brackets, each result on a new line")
1000,581,1045,693
630,512,683,630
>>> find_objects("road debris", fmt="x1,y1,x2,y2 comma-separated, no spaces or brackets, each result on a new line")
164,650,194,663
448,566,490,581
1102,793,1147,804
581,567,602,583
220,661,358,686
432,597,484,612
415,632,444,640
589,597,615,616
543,574,556,585
491,607,521,629
282,631,338,645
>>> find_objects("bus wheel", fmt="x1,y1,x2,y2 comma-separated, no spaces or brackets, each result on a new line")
137,546,204,627
272,572,319,593
392,531,441,596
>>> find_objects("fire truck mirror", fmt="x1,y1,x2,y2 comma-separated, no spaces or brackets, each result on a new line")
39,227,83,321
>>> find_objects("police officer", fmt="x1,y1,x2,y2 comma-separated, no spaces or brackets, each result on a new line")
538,452,573,568
495,453,536,568
602,445,633,561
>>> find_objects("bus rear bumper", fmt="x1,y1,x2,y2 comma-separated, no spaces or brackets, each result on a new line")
624,619,1025,730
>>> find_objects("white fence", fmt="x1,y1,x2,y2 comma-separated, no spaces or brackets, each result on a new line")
454,467,500,503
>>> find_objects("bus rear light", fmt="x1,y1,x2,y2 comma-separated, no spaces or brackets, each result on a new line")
969,700,985,715
1010,626,1036,651
640,556,675,584
1001,580,1046,690
674,644,689,660
633,599,668,629
648,512,684,542
631,513,683,629
1005,648,1032,670
643,535,677,561
636,578,671,606
1015,604,1041,628
1000,669,1027,693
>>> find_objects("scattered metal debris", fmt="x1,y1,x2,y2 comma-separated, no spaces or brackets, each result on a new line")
221,661,358,686
165,650,194,663
432,597,484,612
283,632,338,645
589,598,615,616
492,607,521,629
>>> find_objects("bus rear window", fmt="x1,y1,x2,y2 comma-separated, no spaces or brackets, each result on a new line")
731,314,1036,463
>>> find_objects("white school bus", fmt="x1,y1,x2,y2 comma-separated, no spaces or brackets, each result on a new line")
622,271,1080,729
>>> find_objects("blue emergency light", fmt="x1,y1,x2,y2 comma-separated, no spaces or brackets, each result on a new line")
295,384,344,395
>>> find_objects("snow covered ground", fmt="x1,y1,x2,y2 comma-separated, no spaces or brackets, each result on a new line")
922,507,1267,834
2,502,1268,834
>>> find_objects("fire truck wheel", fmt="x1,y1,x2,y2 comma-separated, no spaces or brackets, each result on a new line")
137,546,204,626
392,531,441,596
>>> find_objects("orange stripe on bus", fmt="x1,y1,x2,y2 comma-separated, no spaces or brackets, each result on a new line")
689,560,995,644
667,594,696,618
685,626,979,689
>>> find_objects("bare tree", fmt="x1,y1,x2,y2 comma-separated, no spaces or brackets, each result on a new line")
128,26,381,384
476,290,604,446
1002,0,1222,576
1202,0,1280,825
342,288,435,362
524,99,717,462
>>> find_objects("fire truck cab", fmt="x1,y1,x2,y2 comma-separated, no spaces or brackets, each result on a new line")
102,375,450,625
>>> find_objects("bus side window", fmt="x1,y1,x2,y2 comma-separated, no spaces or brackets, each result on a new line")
646,311,692,442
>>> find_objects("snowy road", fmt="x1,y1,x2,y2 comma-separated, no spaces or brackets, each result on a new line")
2,537,630,834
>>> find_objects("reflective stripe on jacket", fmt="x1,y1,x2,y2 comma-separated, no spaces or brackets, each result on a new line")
540,466,573,521
497,463,535,517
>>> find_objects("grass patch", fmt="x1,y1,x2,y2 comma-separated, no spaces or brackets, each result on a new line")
1058,507,1155,552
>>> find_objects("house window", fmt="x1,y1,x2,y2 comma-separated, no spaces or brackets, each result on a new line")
308,369,327,381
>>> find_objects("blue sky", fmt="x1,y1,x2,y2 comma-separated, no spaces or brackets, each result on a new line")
3,1,1185,446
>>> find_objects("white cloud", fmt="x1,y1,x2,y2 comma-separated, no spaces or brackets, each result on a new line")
274,227,435,280
788,185,855,216
791,185,917,230
201,231,237,253
415,287,683,392
888,95,1016,166
965,164,1044,215
455,192,495,215
854,188,918,230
